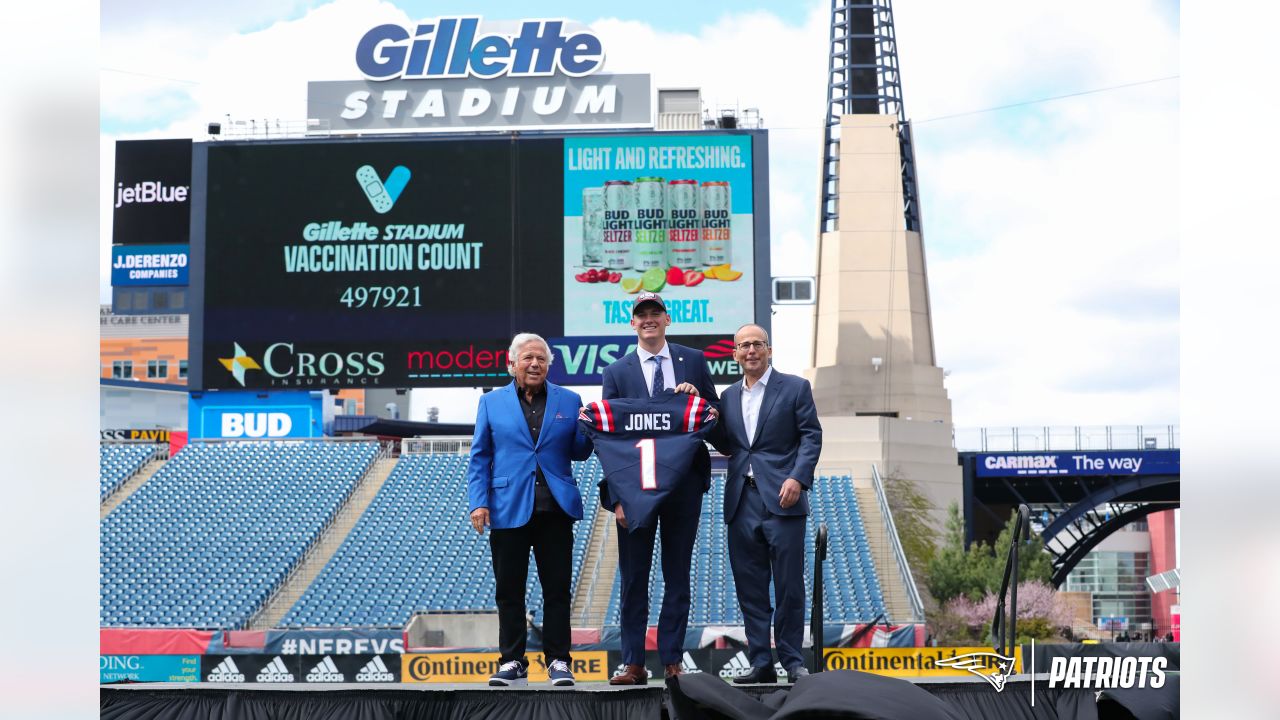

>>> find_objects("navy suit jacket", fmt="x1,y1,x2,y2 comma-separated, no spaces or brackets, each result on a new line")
598,342,721,509
719,369,823,524
467,381,594,529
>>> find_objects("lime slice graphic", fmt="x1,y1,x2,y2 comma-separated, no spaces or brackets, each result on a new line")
641,267,666,292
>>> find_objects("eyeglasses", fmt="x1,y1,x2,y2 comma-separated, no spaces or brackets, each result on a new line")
735,340,768,351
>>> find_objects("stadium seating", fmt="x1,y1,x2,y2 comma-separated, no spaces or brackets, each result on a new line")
100,440,378,628
603,474,887,626
280,455,605,628
100,443,159,501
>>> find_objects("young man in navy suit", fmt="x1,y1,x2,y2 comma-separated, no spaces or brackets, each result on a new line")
600,291,721,684
718,323,823,684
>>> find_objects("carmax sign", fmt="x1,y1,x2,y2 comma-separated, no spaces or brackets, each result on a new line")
308,16,651,131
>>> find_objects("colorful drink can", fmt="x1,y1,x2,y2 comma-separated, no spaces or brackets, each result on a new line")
632,177,666,270
603,181,634,270
666,179,701,269
582,187,605,265
700,181,731,266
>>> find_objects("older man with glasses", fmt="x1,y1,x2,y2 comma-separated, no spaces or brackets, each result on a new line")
716,323,823,684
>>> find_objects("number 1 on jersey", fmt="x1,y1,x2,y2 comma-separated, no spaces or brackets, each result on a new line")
635,438,657,490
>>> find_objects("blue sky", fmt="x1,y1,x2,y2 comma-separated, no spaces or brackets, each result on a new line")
100,0,1180,426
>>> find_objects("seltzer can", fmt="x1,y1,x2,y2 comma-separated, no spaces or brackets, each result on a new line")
632,177,667,270
666,179,701,269
700,181,731,266
581,187,605,266
602,180,634,269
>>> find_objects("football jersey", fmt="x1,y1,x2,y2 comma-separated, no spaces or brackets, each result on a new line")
579,391,717,532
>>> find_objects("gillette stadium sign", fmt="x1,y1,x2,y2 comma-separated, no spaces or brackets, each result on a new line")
308,17,652,131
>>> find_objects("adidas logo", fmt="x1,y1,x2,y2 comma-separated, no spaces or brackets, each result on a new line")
305,656,345,683
719,651,752,678
680,652,702,674
256,656,295,683
355,656,395,683
207,657,245,683
717,652,785,678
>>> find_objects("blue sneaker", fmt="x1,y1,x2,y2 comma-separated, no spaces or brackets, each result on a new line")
489,660,528,686
548,659,575,687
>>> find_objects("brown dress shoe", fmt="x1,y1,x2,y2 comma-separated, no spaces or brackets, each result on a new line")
664,664,683,678
609,664,648,685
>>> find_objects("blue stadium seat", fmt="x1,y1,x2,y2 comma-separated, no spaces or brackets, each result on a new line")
100,440,378,628
100,443,159,500
280,455,605,628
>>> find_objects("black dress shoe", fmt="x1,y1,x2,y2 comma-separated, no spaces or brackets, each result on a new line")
786,666,810,683
732,666,778,684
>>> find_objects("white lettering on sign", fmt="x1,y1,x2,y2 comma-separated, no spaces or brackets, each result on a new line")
220,412,294,438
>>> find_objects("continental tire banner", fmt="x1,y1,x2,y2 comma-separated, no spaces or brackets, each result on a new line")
402,652,608,683
822,647,1024,678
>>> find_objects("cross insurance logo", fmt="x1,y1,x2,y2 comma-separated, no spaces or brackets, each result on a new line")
356,164,411,213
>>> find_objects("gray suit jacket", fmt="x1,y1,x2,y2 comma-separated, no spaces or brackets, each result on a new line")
719,369,823,524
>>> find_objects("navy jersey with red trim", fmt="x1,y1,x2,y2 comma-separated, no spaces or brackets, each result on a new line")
578,392,717,532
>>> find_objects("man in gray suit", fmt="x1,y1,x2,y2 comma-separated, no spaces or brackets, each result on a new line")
718,323,823,684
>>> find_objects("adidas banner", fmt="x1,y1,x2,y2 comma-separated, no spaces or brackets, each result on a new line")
199,654,401,683
299,654,400,683
605,649,819,680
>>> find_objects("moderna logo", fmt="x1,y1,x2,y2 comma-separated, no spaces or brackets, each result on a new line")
357,164,411,213
356,18,604,81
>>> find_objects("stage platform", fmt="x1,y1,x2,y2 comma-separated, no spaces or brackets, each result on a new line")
101,673,1134,719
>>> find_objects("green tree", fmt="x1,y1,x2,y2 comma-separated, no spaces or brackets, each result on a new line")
926,502,987,603
882,470,938,586
983,512,1054,592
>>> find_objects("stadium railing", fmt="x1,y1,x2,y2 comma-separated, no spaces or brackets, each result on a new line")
954,424,1180,452
871,464,925,623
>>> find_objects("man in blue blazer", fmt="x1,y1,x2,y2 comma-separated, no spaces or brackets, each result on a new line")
600,292,722,684
467,333,593,687
718,323,822,684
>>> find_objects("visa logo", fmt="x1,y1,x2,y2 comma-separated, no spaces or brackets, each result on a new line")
220,412,294,438
356,17,604,81
552,340,636,377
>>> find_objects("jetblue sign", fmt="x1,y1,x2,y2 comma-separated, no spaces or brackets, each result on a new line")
111,244,189,287
975,450,1180,478
309,17,650,131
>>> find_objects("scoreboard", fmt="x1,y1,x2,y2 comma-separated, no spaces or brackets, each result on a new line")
190,131,770,390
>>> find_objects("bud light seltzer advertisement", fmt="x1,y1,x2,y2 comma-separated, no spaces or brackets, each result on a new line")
562,134,757,337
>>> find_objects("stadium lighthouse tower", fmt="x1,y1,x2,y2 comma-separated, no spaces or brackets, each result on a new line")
803,1,961,521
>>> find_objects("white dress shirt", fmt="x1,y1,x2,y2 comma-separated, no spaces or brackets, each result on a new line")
636,343,675,396
740,365,773,476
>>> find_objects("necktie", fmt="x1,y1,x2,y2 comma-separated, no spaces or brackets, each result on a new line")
650,356,665,397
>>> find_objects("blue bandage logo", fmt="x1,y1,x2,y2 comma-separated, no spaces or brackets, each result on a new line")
356,164,411,214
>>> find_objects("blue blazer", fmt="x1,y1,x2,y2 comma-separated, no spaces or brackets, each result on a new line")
467,381,594,529
719,370,823,523
599,342,722,508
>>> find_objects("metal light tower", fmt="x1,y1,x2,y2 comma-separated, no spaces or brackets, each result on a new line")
820,0,920,233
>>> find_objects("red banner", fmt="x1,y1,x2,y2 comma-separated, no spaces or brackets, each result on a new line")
100,628,214,655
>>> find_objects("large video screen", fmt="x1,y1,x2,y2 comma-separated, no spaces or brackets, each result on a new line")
192,132,769,390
